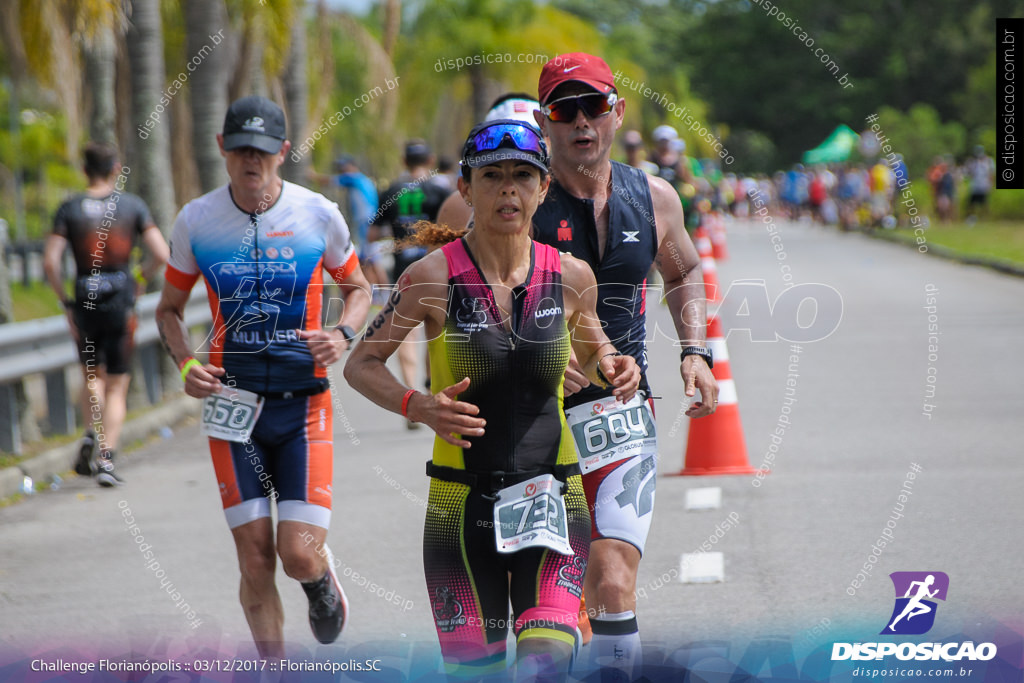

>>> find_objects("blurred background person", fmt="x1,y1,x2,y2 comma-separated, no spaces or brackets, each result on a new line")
963,145,994,223
621,129,658,175
43,142,169,487
372,139,453,418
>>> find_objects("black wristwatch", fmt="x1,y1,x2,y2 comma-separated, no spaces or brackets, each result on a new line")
336,324,357,344
680,345,713,369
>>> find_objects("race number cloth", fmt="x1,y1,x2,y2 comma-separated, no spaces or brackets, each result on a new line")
200,386,264,442
566,393,656,474
493,474,573,556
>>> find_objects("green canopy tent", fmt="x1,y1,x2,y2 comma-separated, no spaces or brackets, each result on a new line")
802,124,859,165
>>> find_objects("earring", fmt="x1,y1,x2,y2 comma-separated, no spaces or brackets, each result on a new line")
466,200,472,207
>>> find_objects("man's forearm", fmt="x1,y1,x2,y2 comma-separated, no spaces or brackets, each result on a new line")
156,311,195,366
43,253,67,304
337,286,371,332
45,271,67,304
664,276,708,347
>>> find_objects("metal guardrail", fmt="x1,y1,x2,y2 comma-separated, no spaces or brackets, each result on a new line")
0,290,211,454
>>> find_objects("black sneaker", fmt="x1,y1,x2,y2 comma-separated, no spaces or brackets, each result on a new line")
301,545,347,644
74,431,96,476
96,452,125,487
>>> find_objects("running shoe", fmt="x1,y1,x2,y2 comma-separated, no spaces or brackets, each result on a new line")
302,544,347,644
96,452,125,487
74,431,97,476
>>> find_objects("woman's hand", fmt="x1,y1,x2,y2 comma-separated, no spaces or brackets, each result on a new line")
408,377,486,448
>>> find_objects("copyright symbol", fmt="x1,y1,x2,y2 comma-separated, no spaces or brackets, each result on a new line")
1003,168,1015,182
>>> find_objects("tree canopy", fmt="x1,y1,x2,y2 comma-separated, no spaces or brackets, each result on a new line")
0,0,1011,243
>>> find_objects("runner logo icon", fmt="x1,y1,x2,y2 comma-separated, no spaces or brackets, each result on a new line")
833,571,997,662
881,571,949,635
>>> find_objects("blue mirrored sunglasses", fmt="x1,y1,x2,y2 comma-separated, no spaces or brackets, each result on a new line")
464,123,547,161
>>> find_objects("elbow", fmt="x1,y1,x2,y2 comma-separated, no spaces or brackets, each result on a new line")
153,243,171,267
154,302,176,325
342,355,359,388
42,255,60,279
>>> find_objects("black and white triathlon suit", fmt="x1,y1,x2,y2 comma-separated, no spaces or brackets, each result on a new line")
533,161,660,554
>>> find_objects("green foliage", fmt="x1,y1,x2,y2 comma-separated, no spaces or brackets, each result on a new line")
989,186,1024,223
0,81,81,240
876,104,965,178
10,281,64,321
0,0,1018,241
725,130,778,174
654,0,1003,168
393,2,607,164
161,0,186,72
308,14,402,181
957,50,997,148
15,111,66,175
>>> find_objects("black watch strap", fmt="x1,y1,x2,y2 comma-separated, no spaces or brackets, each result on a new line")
336,324,357,343
680,345,713,369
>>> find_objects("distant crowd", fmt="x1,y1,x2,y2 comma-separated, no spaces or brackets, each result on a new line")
607,141,996,232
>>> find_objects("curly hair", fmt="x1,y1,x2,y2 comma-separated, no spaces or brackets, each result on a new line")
392,220,468,251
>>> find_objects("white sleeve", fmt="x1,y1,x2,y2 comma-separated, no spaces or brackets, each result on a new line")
166,206,199,279
323,200,357,276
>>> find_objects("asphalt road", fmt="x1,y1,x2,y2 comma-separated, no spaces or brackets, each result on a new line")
1,218,1021,680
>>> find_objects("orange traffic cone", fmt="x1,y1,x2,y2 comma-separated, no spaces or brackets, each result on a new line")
693,225,721,302
708,211,729,262
675,313,762,476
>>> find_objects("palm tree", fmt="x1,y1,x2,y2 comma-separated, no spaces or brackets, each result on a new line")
126,0,176,233
281,9,308,183
382,0,400,56
413,0,537,122
185,0,230,192
403,1,604,151
227,0,295,101
76,0,127,146
0,3,29,244
83,24,117,145
16,0,83,160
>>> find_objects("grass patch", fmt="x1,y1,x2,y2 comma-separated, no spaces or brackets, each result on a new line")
885,220,1024,267
9,280,64,321
0,431,80,469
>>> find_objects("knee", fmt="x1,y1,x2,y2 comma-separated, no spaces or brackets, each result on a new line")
590,573,632,605
237,541,276,586
279,544,325,583
587,562,636,607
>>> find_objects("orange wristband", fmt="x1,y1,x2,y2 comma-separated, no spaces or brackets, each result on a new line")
401,389,417,418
